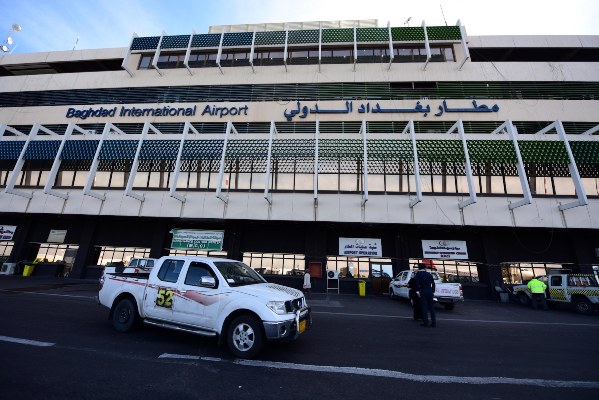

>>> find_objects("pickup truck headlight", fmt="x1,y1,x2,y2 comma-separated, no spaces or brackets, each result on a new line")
266,301,288,315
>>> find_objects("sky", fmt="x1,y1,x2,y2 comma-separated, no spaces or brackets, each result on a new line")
1,0,598,54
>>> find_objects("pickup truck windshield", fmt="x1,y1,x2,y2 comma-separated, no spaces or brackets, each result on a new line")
213,261,266,286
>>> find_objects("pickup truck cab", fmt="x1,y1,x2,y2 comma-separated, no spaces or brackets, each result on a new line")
512,274,599,315
98,256,312,358
389,269,464,310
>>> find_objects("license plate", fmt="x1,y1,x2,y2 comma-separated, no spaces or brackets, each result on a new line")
299,319,306,334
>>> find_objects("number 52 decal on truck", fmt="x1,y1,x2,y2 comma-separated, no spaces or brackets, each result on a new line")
156,288,173,308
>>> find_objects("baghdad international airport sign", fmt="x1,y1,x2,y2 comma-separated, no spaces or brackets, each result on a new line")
170,229,224,251
422,240,469,260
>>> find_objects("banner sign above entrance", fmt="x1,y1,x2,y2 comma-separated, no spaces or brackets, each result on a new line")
170,229,224,251
422,240,468,260
339,237,382,257
47,229,67,244
0,225,16,241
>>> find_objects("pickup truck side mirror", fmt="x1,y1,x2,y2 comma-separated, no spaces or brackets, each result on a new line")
200,276,216,288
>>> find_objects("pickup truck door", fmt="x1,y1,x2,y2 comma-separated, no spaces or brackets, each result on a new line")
142,259,186,322
548,275,567,301
172,261,222,329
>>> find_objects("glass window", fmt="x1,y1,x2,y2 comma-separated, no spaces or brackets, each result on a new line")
501,262,565,284
242,252,305,276
157,259,185,283
0,241,14,263
138,55,152,69
409,258,479,283
97,247,151,266
185,262,218,287
327,256,392,279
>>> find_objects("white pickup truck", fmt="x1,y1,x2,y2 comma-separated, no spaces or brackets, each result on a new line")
98,256,312,358
388,269,464,310
512,274,599,315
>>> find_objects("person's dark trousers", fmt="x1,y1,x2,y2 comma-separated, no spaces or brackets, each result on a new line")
411,296,423,320
420,292,436,327
531,293,548,310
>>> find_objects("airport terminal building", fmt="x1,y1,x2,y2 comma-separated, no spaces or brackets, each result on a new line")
1,19,598,298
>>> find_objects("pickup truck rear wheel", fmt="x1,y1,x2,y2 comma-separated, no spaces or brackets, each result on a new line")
574,298,593,315
112,298,138,332
227,315,264,359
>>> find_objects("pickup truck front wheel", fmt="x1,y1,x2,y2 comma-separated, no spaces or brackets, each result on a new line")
112,298,138,332
227,315,264,359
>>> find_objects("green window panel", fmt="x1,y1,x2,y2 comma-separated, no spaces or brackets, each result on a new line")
223,32,254,47
466,140,517,163
255,31,286,45
391,27,425,42
0,141,25,159
417,140,464,162
322,28,354,43
319,139,363,159
139,140,180,160
181,140,224,160
570,141,599,164
518,141,570,164
161,35,191,49
131,36,160,51
98,140,139,160
288,30,319,44
62,140,99,160
356,28,389,42
23,141,60,160
226,139,269,158
272,139,315,159
426,26,462,41
367,140,413,161
191,34,221,48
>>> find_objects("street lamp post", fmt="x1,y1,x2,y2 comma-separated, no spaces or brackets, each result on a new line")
2,23,22,53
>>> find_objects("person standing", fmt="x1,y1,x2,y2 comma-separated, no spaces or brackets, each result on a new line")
527,276,548,310
415,263,436,327
408,272,423,321
303,268,312,299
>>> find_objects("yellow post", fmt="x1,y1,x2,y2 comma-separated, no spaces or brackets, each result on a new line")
358,280,366,296
23,265,35,277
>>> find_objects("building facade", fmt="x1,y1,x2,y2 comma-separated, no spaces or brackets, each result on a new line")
1,20,598,298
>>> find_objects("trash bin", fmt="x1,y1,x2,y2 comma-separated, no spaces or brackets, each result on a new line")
23,264,35,277
500,292,509,303
358,280,366,297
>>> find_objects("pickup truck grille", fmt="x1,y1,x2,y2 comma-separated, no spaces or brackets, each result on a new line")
285,298,305,312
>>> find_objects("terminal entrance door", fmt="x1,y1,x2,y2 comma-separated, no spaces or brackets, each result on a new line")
371,262,393,295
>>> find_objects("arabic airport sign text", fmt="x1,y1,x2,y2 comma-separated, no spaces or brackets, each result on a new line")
283,99,499,121
339,237,382,257
170,229,224,251
422,240,469,260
